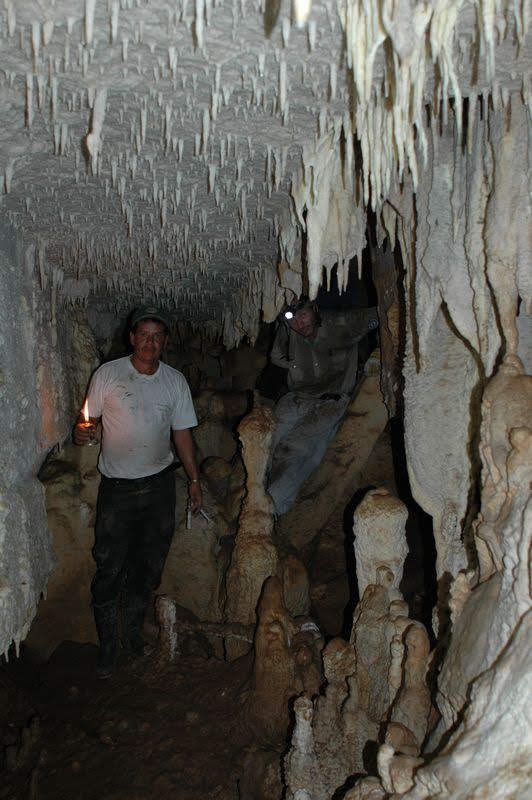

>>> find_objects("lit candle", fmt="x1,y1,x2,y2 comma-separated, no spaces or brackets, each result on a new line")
82,398,91,426
81,399,97,445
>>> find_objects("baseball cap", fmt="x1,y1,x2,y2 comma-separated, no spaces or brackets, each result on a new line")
130,305,171,330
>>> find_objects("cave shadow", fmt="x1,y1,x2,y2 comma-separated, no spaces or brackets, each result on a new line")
390,416,438,640
278,697,297,800
339,416,438,643
331,772,367,799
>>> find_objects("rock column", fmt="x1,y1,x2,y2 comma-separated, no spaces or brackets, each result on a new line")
224,405,278,659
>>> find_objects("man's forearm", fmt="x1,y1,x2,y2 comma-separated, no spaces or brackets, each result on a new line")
172,428,199,481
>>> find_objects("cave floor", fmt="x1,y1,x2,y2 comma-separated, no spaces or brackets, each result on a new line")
1,642,254,800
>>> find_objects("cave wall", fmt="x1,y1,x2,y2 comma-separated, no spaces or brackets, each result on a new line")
0,221,61,656
0,219,98,657
386,98,531,794
280,94,531,797
379,96,531,589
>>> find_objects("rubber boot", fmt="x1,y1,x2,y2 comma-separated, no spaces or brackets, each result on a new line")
122,601,150,658
93,602,118,678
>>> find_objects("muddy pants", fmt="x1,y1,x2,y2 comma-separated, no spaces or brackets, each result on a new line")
267,392,350,515
91,466,176,617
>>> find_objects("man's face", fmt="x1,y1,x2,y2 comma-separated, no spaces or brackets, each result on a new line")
288,306,317,338
130,319,168,364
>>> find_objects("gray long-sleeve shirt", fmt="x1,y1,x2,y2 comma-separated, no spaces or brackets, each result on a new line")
270,307,379,396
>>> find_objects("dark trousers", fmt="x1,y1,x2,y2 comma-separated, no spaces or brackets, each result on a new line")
91,468,176,616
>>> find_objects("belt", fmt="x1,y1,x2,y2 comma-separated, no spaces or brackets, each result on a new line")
101,461,178,488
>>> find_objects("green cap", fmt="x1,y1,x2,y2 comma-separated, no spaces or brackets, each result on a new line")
130,305,171,330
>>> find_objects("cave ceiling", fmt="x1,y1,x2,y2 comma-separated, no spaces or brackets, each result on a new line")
0,1,530,340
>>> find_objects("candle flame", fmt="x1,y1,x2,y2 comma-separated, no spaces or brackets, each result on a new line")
82,399,89,423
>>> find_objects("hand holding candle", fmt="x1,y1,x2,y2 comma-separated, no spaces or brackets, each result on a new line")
74,399,98,446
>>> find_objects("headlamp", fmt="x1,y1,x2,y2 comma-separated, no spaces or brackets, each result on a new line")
281,296,311,322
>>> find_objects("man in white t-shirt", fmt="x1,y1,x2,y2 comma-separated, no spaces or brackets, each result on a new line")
74,305,202,677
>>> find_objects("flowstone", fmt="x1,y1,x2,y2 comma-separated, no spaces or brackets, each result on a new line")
425,357,532,750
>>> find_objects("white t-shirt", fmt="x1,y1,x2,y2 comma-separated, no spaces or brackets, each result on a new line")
86,356,198,479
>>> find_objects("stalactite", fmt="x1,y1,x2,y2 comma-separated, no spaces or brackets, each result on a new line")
85,0,96,47
294,0,313,28
25,73,33,128
85,88,107,174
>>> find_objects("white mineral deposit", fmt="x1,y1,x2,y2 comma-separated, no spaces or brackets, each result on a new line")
0,1,530,798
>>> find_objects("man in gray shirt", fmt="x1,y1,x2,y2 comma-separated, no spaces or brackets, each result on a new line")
75,306,201,677
268,297,379,514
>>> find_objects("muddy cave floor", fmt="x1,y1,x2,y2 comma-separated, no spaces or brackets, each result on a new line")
1,640,257,800
1,561,429,800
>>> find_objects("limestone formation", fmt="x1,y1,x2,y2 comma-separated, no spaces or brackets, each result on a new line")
402,610,532,799
474,357,532,578
245,575,322,749
0,1,530,796
377,745,423,795
346,351,532,800
284,574,433,799
0,223,81,658
426,358,532,750
26,443,100,658
344,777,387,800
397,98,531,590
192,390,239,463
159,475,228,626
246,576,299,747
224,405,279,659
0,1,527,344
353,488,409,600
389,625,432,751
154,594,178,664
278,554,311,618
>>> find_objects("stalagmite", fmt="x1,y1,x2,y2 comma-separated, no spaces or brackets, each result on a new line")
353,488,408,601
224,406,278,660
245,575,321,748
